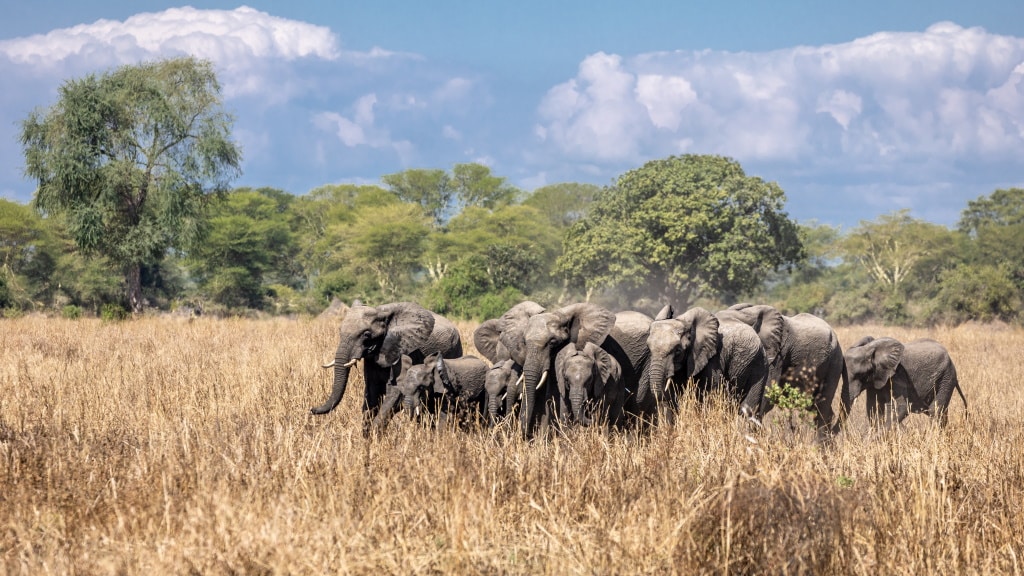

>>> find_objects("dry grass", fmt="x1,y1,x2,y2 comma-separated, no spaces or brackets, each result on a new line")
0,317,1021,575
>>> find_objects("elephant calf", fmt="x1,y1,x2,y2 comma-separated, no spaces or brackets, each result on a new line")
841,336,967,430
395,353,489,428
485,359,523,426
554,342,626,428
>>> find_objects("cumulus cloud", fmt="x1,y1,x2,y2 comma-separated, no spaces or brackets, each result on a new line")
0,6,367,98
313,94,414,162
536,22,1024,169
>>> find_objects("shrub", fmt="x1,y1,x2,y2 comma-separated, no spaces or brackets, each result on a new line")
61,305,83,319
100,303,129,322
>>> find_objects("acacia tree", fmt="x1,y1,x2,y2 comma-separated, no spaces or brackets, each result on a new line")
20,56,241,314
558,155,804,307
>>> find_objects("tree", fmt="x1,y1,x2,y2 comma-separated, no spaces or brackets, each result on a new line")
557,155,804,307
20,56,241,314
523,182,600,228
0,200,57,309
451,163,519,209
189,189,294,310
381,169,453,226
958,188,1024,291
842,210,955,295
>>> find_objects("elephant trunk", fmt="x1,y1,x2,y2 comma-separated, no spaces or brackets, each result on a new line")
404,393,422,419
311,357,354,415
648,360,673,424
570,386,590,426
520,353,549,438
487,391,502,426
841,376,862,427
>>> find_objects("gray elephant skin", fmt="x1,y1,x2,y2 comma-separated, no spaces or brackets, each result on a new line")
390,353,489,428
721,304,846,440
474,319,524,425
646,306,768,424
476,302,652,438
554,341,626,428
484,359,522,426
311,302,463,431
841,336,966,429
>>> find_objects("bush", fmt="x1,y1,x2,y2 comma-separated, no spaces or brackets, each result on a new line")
100,303,129,322
61,305,83,319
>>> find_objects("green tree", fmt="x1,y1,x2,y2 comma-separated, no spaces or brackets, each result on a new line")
842,210,956,294
557,155,804,306
20,56,241,314
0,200,58,309
381,169,453,226
189,189,294,310
931,264,1018,324
451,163,519,209
523,182,600,228
958,188,1024,291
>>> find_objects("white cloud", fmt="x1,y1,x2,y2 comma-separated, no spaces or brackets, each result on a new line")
0,6,339,65
536,22,1024,168
313,94,414,162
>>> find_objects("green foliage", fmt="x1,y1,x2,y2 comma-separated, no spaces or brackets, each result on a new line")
929,264,1018,324
188,189,296,310
451,163,520,210
100,303,129,322
766,382,815,433
558,155,804,307
523,182,600,228
61,305,83,319
382,169,453,226
20,56,241,313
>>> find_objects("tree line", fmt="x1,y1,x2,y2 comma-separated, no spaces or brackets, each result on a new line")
3,57,1022,325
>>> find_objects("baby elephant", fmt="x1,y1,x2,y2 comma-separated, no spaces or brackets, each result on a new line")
841,336,967,429
554,342,625,428
485,359,523,426
398,353,489,427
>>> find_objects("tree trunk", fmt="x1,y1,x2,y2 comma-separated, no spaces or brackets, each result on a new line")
127,262,143,315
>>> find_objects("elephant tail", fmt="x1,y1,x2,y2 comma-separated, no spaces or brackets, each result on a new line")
954,378,968,417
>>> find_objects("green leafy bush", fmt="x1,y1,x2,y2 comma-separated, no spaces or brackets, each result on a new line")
61,305,83,319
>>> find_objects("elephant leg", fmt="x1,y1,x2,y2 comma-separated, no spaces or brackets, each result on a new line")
812,387,837,443
370,384,402,434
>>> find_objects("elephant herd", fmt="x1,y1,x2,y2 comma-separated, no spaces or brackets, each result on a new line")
310,300,967,440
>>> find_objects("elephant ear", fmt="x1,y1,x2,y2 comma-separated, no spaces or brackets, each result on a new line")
654,304,675,321
686,308,719,376
473,319,507,363
499,301,545,365
852,335,876,348
870,338,904,390
374,302,436,368
434,354,455,394
585,342,620,398
556,302,615,350
724,304,783,366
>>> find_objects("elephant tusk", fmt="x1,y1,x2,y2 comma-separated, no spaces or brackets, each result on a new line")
499,392,507,402
537,370,548,391
323,358,358,369
515,373,525,388
665,378,674,393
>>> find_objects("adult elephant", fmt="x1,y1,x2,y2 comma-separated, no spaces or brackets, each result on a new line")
476,302,652,438
646,306,768,424
311,302,463,431
720,303,845,441
841,336,966,430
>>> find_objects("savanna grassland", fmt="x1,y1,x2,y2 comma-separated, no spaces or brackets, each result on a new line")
0,316,1021,575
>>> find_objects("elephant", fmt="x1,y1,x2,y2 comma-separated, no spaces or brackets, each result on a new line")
474,302,653,437
646,306,768,424
720,304,846,441
840,336,966,430
554,341,625,428
484,359,523,426
391,353,489,428
310,301,463,432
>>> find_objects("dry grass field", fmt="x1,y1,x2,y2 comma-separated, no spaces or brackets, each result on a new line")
1,315,1021,575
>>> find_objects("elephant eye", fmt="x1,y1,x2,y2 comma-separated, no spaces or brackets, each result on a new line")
362,330,372,338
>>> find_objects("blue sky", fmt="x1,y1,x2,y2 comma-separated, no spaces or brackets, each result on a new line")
1,1,1022,227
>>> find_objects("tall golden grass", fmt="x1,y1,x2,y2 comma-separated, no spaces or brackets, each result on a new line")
0,316,1021,574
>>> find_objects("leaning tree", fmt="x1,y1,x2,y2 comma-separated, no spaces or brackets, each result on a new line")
20,56,241,314
557,154,804,307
